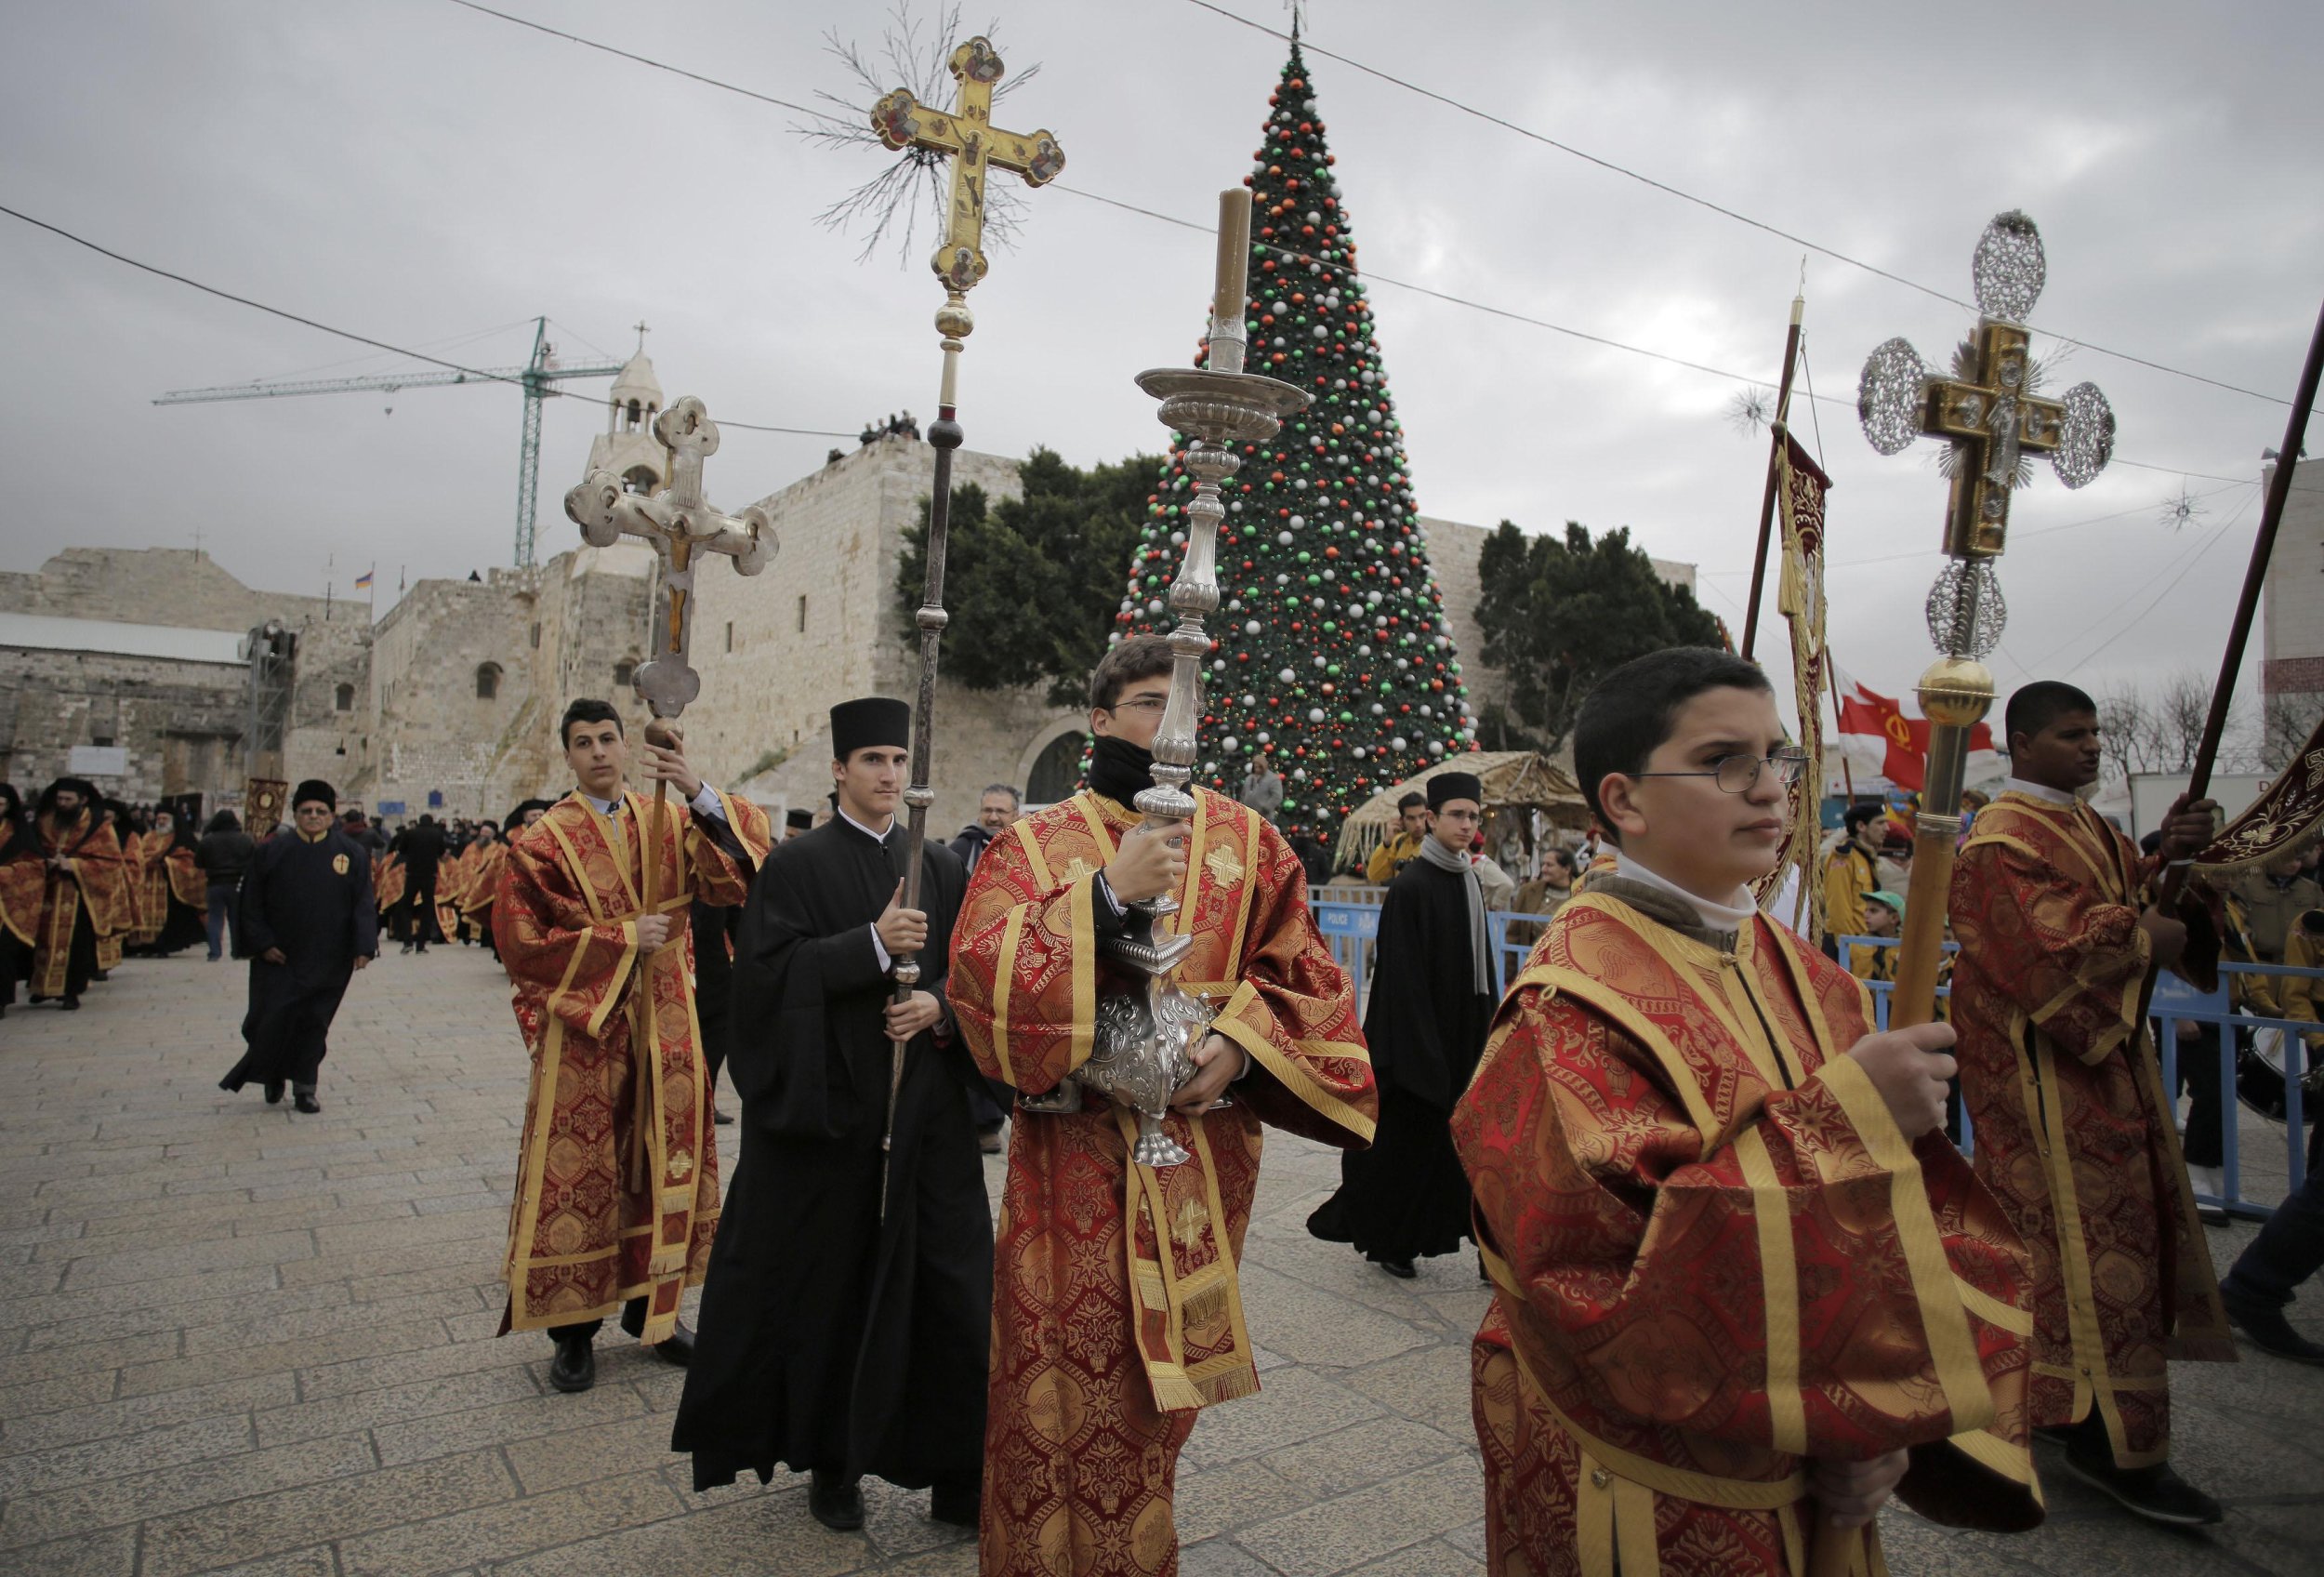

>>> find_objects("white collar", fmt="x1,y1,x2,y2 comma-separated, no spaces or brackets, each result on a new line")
837,802,895,842
580,789,627,816
2001,776,2079,807
1614,851,1760,931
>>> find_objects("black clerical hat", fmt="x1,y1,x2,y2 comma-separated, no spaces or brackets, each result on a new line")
292,779,337,809
785,807,814,829
830,697,911,761
1426,771,1483,812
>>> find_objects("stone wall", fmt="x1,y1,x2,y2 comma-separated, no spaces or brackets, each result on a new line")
0,647,245,803
2263,459,2323,699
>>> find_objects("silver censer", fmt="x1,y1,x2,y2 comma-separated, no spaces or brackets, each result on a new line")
1020,265,1310,1165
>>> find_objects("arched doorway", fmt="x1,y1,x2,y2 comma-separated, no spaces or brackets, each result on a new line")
1025,730,1088,807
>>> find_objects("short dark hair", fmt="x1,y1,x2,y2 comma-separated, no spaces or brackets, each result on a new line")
1396,790,1427,813
2003,681,2096,752
1842,802,1884,835
982,783,1022,807
561,697,624,747
1573,646,1773,845
1090,634,1176,712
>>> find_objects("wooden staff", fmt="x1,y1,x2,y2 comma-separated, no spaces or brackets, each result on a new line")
1741,288,1805,660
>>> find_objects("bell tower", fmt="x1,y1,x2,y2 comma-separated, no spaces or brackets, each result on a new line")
583,323,668,497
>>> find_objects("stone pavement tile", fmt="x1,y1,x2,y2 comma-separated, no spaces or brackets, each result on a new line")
1259,1414,1475,1501
51,1226,310,1290
1176,1459,1331,1545
1341,1537,1482,1574
287,1326,540,1400
486,1488,866,1577
874,1540,981,1575
14,1280,348,1353
1235,1262,1437,1369
192,1547,342,1577
856,1480,979,1561
115,1314,456,1398
1179,1365,1388,1471
0,1218,88,1248
372,1376,647,1465
256,1360,543,1450
1179,1541,1277,1577
0,1261,284,1329
0,1433,376,1550
1340,1335,1482,1438
349,1262,505,1305
0,1372,295,1455
1231,1454,1484,1577
281,1239,497,1290
136,1446,517,1577
0,1410,254,1496
0,1369,118,1420
180,1285,484,1354
310,1205,507,1256
0,1327,178,1386
509,1407,680,1494
336,1466,685,1576
33,1213,257,1261
1439,1516,1487,1561
0,1522,138,1577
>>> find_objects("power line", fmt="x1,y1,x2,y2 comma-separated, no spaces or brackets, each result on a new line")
434,1,2281,490
1184,0,2305,413
0,203,857,440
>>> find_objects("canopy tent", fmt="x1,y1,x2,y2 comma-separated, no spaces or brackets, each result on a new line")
1335,750,1589,872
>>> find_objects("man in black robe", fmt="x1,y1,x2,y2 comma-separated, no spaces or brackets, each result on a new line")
218,780,377,1113
673,697,987,1534
391,814,447,953
1307,769,1495,1278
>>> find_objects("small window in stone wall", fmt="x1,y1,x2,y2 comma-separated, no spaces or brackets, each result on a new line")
613,661,635,689
530,623,542,649
725,621,733,655
797,595,808,634
335,682,355,712
476,663,503,701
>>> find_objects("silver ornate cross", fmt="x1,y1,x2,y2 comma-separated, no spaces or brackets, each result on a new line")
564,395,776,719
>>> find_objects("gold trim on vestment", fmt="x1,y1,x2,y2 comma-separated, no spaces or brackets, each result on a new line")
1735,1125,1808,1456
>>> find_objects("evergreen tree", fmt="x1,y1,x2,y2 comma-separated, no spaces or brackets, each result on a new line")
1472,519,1725,751
1114,36,1473,846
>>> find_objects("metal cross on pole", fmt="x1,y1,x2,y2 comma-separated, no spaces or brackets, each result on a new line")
564,395,776,911
865,35,1063,1218
1814,208,2115,1577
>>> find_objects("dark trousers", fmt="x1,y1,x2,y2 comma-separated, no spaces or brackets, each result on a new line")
2175,1023,2228,1170
550,1295,649,1344
395,875,442,946
205,882,238,960
0,928,23,1005
2224,1160,2324,1308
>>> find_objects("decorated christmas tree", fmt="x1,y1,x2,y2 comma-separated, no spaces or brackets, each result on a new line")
1115,34,1474,848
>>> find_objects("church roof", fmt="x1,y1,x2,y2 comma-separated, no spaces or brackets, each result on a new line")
608,351,663,409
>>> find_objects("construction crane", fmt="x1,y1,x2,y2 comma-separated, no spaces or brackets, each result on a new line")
155,317,624,567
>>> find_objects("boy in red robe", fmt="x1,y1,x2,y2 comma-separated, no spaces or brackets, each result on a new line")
1950,680,2235,1525
494,699,768,1392
948,634,1378,1577
1455,647,2040,1576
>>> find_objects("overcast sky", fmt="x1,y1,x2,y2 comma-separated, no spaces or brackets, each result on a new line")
5,0,2318,727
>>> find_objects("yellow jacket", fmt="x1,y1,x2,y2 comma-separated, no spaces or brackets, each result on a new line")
1365,828,1425,885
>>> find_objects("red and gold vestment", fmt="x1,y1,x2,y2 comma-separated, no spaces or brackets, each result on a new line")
1455,890,2040,1577
950,788,1376,1577
493,788,767,1344
30,811,130,998
1949,790,2235,1468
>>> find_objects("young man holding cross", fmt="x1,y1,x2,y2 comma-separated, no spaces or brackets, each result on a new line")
1455,649,2040,1576
493,699,768,1393
948,633,1378,1577
1948,680,2236,1526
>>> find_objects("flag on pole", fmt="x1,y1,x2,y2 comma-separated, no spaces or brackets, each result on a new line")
1832,672,1998,792
353,568,375,590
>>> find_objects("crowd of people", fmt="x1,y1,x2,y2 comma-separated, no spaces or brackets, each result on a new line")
4,647,2320,1576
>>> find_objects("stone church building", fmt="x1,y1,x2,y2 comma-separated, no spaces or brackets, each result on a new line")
0,348,1696,835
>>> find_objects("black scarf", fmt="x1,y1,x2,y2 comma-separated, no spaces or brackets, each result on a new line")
1087,735,1155,809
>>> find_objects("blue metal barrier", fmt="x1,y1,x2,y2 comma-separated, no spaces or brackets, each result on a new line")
1841,933,2318,1221
1312,897,1539,1005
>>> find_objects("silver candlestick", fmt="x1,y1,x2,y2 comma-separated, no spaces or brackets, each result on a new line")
1021,190,1309,1166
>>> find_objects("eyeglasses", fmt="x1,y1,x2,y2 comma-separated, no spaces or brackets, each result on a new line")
1105,696,1170,714
1629,749,1809,794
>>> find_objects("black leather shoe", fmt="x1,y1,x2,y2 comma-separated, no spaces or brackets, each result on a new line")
713,1107,734,1126
548,1334,596,1394
929,1483,980,1527
293,1092,322,1115
2222,1279,2324,1365
1378,1257,1417,1280
809,1469,865,1531
617,1301,693,1365
264,1081,285,1106
59,996,80,1011
2062,1445,2223,1526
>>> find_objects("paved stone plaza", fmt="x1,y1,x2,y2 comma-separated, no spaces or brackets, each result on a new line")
2,948,2319,1575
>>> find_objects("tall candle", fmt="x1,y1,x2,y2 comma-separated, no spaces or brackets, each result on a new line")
1213,188,1252,332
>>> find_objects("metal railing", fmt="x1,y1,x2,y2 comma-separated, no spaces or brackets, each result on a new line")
1839,934,2317,1221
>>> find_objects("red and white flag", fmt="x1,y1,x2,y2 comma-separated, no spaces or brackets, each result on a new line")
1830,672,1999,793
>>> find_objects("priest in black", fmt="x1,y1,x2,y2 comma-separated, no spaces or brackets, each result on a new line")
218,780,377,1114
672,697,987,1534
1306,769,1496,1278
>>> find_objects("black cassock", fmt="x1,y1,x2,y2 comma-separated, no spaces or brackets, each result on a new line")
220,828,377,1091
674,815,989,1495
1306,856,1494,1262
